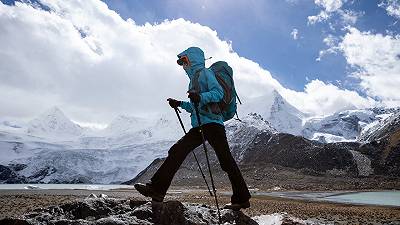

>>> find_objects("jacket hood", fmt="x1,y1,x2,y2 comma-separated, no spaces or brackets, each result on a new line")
177,47,205,78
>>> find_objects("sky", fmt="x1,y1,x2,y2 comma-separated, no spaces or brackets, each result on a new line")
0,0,399,126
101,0,400,91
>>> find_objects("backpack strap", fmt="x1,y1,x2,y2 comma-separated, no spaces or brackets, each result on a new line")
235,112,243,122
189,69,223,119
190,70,202,93
236,93,242,105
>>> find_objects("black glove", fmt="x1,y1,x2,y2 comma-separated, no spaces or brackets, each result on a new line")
167,98,181,108
188,91,201,103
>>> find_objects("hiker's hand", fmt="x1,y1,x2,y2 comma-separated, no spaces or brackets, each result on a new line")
188,92,201,103
167,98,181,108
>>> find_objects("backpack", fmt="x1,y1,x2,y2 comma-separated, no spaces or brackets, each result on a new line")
209,61,242,121
190,61,241,122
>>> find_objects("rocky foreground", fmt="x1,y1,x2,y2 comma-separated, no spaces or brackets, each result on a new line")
0,195,304,225
1,189,399,225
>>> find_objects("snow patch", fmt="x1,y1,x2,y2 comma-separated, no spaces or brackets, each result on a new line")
310,132,356,143
24,185,40,189
253,213,284,225
252,213,307,225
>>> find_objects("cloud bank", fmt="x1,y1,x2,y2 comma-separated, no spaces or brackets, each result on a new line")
0,0,379,123
340,27,400,107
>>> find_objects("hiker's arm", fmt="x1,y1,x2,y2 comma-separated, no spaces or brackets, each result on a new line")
180,101,194,113
200,70,223,104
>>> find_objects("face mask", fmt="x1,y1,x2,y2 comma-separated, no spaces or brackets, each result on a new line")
177,55,190,66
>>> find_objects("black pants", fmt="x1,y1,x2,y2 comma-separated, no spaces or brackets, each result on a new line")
151,123,251,203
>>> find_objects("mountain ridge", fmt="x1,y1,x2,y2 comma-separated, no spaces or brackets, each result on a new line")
1,96,399,184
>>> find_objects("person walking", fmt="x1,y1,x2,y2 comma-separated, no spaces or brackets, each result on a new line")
134,47,251,210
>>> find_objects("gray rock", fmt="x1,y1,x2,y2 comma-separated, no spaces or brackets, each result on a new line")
0,198,257,225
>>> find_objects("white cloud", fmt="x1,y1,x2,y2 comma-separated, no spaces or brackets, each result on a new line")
290,28,299,40
339,27,400,107
0,0,377,123
315,0,344,13
316,28,400,107
379,0,400,19
323,34,339,47
339,9,361,25
308,11,330,25
281,79,376,116
308,0,345,25
308,0,360,26
317,34,340,61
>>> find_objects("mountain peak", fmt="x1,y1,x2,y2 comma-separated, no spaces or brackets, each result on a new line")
271,89,283,98
27,107,82,137
239,89,305,135
105,114,150,134
32,106,69,122
45,106,64,115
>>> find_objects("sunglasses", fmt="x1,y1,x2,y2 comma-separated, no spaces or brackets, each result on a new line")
177,55,190,66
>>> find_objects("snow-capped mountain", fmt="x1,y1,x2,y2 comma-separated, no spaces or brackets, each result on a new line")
358,109,400,142
268,90,306,135
239,90,305,135
104,115,152,135
238,89,399,143
225,113,276,162
94,113,187,149
1,94,399,184
0,109,274,184
302,109,376,142
0,108,189,184
1,120,23,129
27,107,83,138
302,108,400,143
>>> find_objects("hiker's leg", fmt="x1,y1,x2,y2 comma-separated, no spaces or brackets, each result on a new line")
204,123,251,203
150,127,202,195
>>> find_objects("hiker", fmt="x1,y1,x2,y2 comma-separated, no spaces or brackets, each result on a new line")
135,47,251,210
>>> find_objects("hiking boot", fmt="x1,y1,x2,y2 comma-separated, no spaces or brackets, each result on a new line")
134,183,164,202
223,200,250,211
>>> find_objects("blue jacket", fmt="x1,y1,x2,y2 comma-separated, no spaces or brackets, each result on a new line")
177,47,224,128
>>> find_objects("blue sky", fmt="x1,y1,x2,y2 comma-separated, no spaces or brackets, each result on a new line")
98,0,398,92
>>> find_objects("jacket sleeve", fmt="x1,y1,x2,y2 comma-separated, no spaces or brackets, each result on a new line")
180,101,193,113
199,70,224,104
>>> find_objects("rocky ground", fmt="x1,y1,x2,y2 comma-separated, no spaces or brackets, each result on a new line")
0,188,399,224
0,197,259,225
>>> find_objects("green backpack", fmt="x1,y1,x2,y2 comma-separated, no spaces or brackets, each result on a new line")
192,61,242,122
210,61,242,121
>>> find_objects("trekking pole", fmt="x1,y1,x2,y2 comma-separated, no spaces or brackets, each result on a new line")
193,102,221,224
173,107,213,197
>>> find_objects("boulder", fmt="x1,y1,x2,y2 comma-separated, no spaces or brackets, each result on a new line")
0,198,258,225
